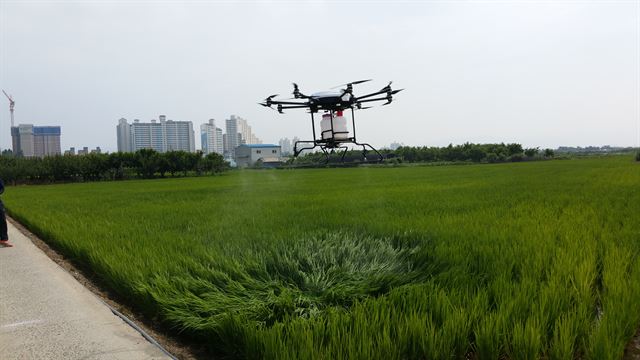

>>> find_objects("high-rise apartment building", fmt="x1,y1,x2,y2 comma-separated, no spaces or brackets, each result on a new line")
11,124,61,157
116,118,132,152
279,137,292,155
200,119,224,155
162,115,196,152
224,115,261,158
116,116,195,153
131,119,164,152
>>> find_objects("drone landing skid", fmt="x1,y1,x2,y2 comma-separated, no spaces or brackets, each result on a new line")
294,139,383,164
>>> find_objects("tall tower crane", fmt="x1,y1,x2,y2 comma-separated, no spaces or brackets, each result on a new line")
2,90,15,127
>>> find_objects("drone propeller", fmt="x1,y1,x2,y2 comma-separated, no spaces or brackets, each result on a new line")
331,79,372,89
292,83,309,99
260,94,279,107
380,81,393,92
259,102,278,110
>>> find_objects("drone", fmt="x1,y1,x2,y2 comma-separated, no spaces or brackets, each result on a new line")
259,80,403,163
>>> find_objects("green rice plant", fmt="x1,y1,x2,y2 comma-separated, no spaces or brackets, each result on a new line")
509,317,543,360
3,155,640,358
550,312,578,360
474,312,502,359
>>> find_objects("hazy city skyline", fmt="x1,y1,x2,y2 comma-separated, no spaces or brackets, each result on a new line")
0,0,638,152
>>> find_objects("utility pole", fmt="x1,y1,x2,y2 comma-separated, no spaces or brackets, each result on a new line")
2,90,15,128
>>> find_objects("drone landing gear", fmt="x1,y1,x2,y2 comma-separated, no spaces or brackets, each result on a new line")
293,140,383,164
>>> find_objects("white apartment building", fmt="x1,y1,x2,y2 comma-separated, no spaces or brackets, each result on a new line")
224,115,261,158
117,115,195,153
116,118,132,152
200,119,224,155
161,115,195,152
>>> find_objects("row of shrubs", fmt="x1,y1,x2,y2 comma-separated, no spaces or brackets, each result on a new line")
0,149,229,184
291,143,555,165
393,143,555,163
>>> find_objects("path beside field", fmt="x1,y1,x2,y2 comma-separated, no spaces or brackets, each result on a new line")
0,221,171,360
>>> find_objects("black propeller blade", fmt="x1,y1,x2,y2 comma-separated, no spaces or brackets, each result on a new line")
292,83,303,98
259,102,277,110
380,81,393,92
261,94,279,107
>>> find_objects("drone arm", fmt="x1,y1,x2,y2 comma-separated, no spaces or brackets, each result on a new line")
356,96,391,104
279,105,311,109
353,89,389,101
269,100,310,106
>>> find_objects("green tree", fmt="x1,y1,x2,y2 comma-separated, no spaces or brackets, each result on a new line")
524,147,539,157
135,149,160,178
1,149,14,158
80,153,109,181
543,148,555,158
201,153,229,174
163,151,183,176
507,143,524,156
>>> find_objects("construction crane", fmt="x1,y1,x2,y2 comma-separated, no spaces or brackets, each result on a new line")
2,90,15,128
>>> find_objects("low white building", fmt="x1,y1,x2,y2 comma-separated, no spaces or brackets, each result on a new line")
235,144,281,168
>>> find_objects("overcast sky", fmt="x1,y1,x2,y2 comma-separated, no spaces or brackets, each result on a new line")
0,0,638,152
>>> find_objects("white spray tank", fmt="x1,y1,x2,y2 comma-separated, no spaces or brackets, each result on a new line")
333,110,349,140
320,113,332,140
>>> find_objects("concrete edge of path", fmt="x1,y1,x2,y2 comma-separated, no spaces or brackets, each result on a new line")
0,218,180,360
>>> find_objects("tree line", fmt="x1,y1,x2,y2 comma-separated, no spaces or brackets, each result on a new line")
291,143,555,165
0,149,229,185
393,143,555,163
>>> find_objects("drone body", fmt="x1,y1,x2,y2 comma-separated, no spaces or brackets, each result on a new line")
259,80,403,163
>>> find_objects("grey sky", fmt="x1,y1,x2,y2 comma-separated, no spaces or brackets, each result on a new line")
0,0,638,152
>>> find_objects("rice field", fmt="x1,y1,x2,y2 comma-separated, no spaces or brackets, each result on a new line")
4,156,640,359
